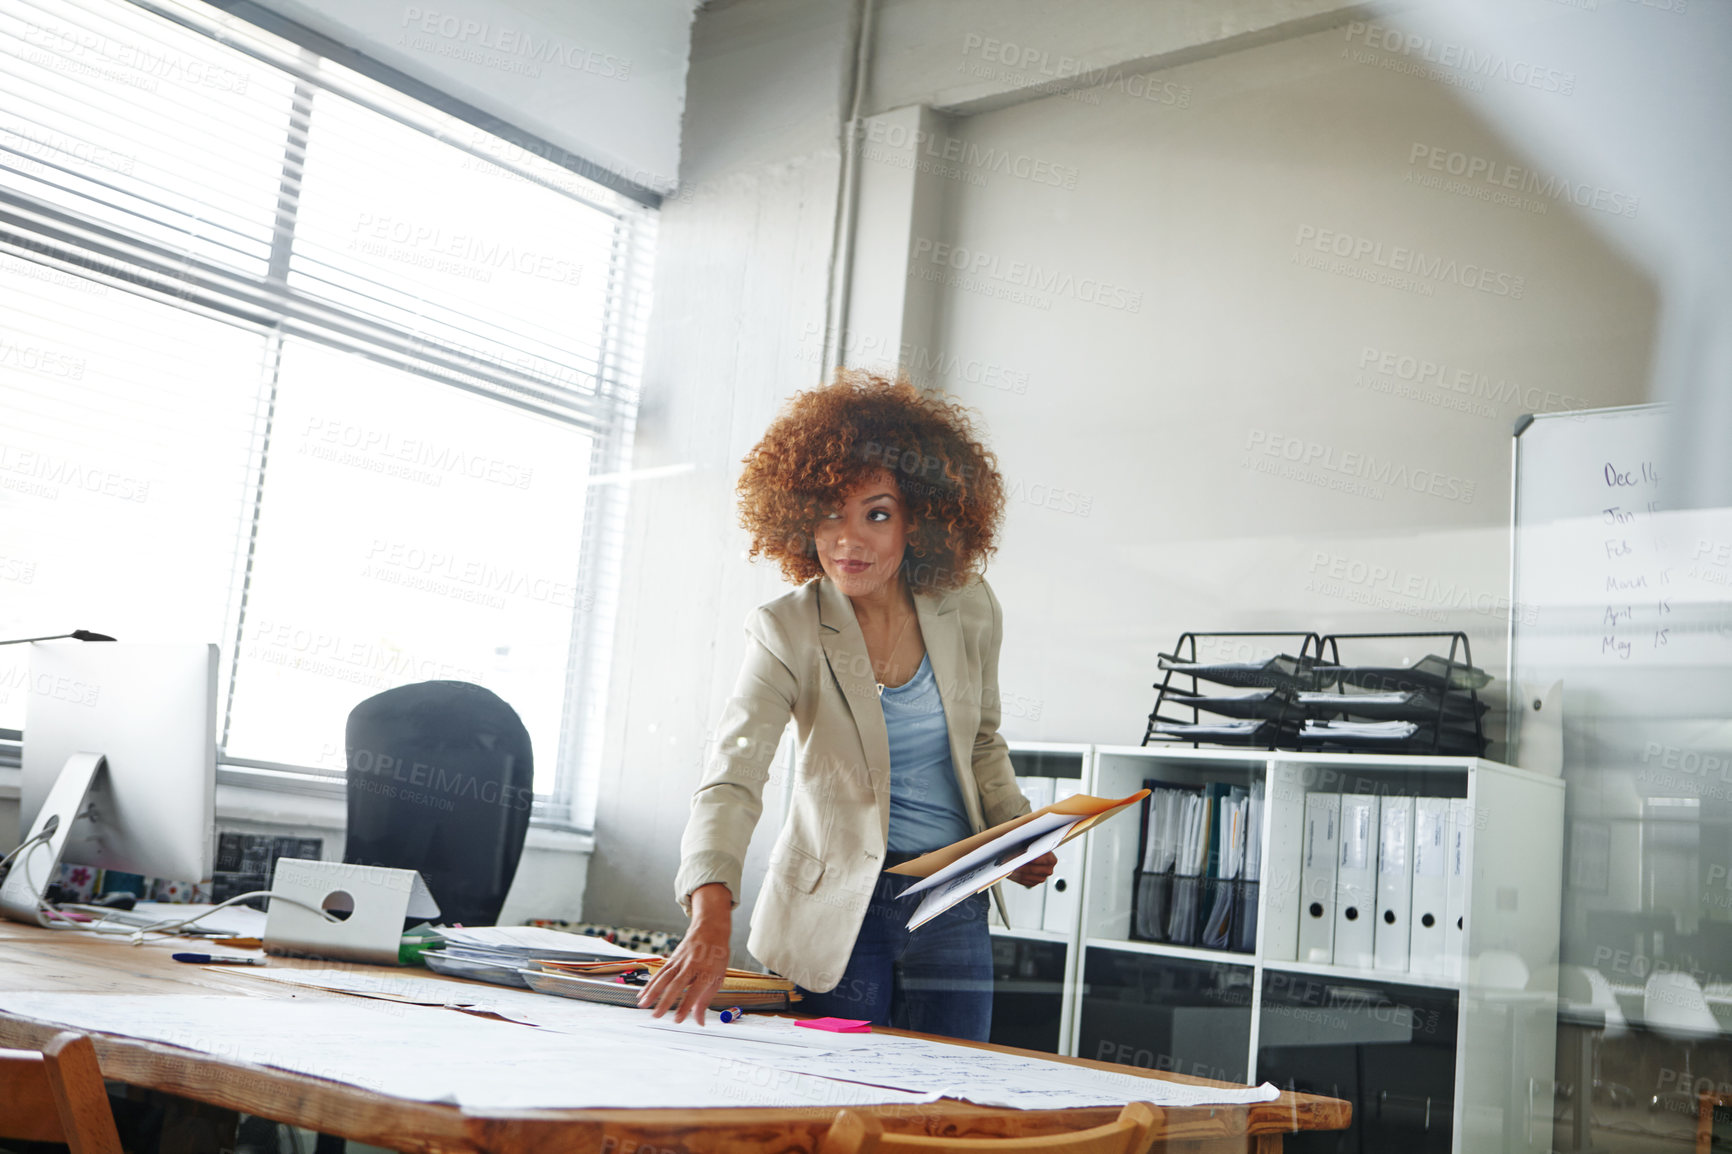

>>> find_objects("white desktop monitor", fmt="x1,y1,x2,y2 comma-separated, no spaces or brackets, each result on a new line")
19,642,218,885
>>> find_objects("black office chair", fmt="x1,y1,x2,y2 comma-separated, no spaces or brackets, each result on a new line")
343,681,533,927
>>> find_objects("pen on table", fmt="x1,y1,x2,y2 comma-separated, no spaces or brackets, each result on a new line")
173,953,267,966
718,1006,746,1023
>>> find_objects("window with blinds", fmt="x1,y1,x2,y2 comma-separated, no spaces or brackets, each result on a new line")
0,0,654,828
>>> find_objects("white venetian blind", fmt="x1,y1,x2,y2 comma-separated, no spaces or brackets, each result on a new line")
0,0,654,820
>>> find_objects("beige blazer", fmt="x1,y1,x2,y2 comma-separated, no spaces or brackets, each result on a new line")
673,574,1030,992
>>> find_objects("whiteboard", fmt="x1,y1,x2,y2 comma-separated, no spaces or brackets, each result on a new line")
1510,404,1732,779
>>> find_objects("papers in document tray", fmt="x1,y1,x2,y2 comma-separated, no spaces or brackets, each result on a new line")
1301,720,1487,756
887,791,1149,931
1161,688,1295,720
1303,720,1420,742
1147,719,1281,746
1294,690,1487,722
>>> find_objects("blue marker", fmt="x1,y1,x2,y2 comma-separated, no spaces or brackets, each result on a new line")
173,953,266,966
718,1006,746,1023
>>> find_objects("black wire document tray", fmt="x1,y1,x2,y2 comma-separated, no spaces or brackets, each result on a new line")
1162,688,1295,720
1300,720,1487,757
1294,689,1489,722
1332,654,1492,694
1144,631,1490,755
1155,654,1337,691
1144,632,1328,750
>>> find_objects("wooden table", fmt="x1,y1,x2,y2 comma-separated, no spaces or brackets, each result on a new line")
0,920,1349,1153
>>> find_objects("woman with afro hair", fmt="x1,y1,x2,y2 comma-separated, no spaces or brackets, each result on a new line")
639,370,1053,1042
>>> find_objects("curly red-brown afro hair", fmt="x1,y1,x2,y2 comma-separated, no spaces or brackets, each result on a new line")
738,370,1005,592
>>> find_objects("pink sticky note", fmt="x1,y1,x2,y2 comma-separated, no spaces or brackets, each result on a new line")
796,1017,872,1033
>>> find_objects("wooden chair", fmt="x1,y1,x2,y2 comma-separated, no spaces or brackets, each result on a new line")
819,1101,1159,1154
0,1031,124,1154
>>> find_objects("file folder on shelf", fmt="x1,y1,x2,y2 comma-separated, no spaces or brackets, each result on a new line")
1231,781,1264,954
1409,797,1451,978
1445,797,1470,978
1000,775,1054,932
1297,792,1340,964
1262,777,1305,962
1201,786,1246,950
1373,796,1414,972
1132,869,1173,942
1333,794,1379,970
1165,789,1211,947
1132,784,1180,943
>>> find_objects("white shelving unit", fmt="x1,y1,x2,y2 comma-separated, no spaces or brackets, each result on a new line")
1000,744,1563,1154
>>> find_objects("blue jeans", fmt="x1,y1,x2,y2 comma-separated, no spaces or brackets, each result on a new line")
795,869,994,1042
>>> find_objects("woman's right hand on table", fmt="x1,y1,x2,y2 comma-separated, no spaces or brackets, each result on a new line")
638,882,733,1024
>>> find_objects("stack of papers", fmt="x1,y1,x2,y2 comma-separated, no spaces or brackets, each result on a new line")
1162,688,1295,720
1294,690,1486,721
1301,720,1420,741
888,793,1149,931
1170,791,1211,880
901,811,1081,931
530,959,797,1011
427,926,654,988
1147,719,1279,745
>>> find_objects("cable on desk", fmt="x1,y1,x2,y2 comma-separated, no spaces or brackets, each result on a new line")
38,890,343,943
0,825,55,876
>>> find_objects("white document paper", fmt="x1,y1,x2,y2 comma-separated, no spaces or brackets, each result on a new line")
906,817,1078,930
436,925,654,959
0,993,937,1110
659,1027,1285,1110
903,810,1080,899
0,989,1283,1112
231,967,506,1006
127,901,269,937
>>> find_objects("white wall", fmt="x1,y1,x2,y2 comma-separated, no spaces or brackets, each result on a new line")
246,0,697,192
584,0,1661,952
895,21,1655,747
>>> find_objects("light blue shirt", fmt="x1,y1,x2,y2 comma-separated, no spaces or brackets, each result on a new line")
881,652,974,854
